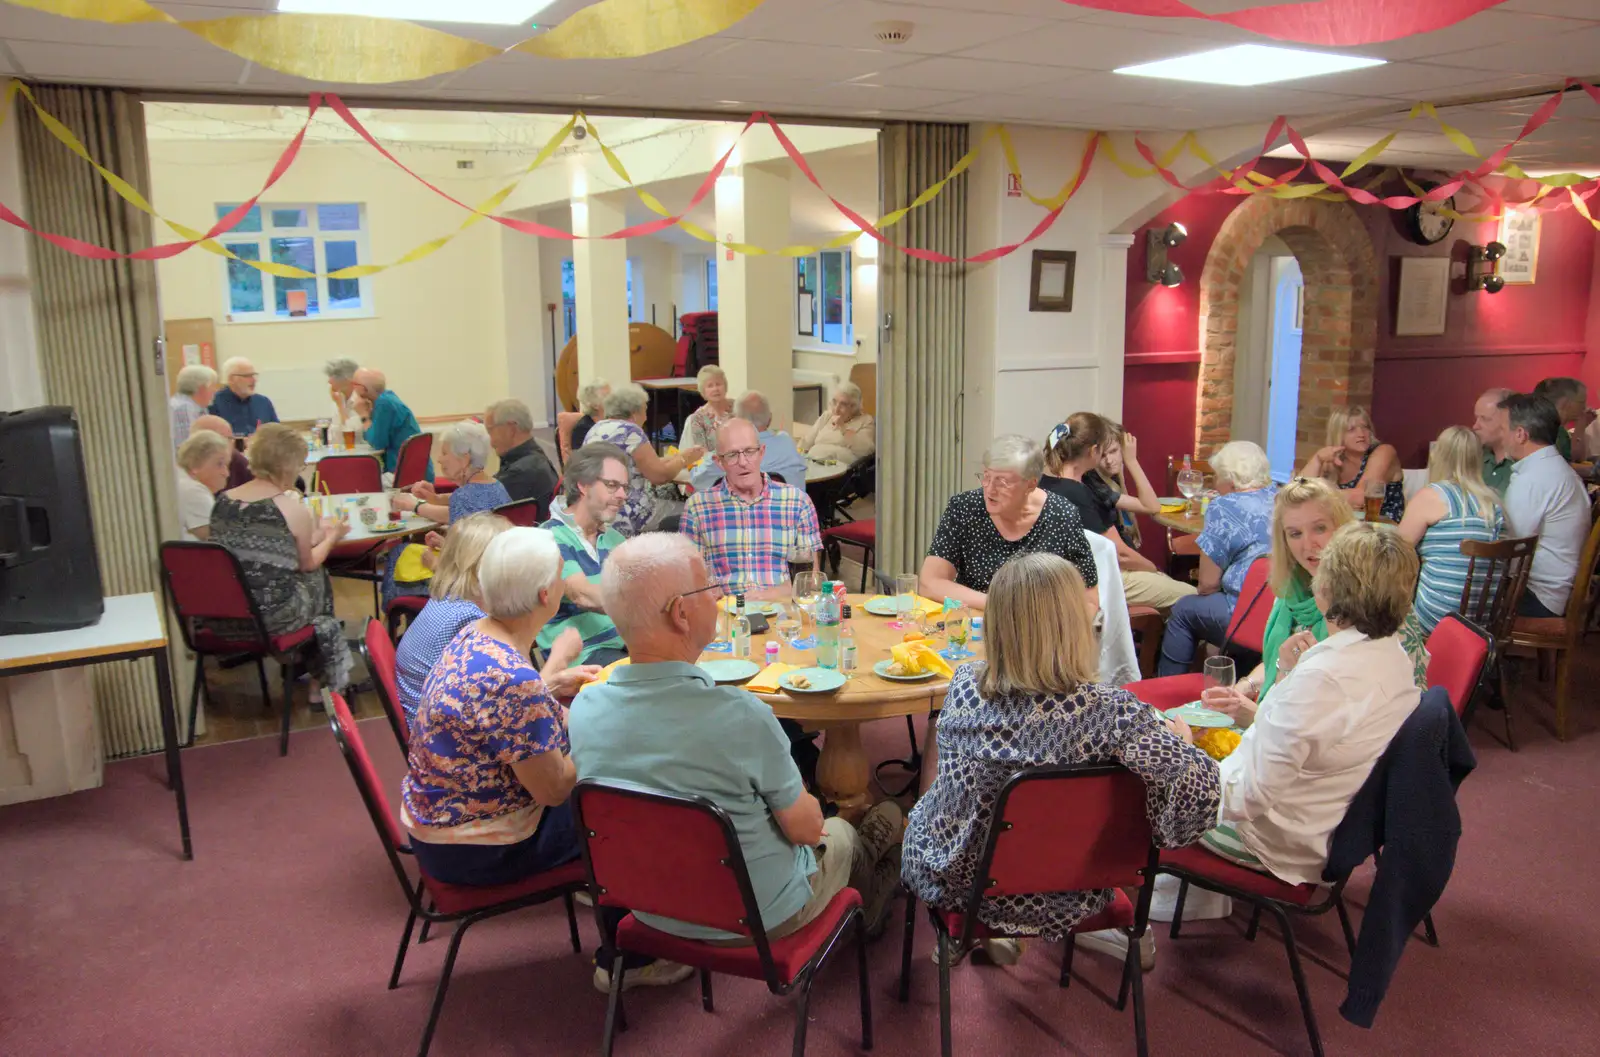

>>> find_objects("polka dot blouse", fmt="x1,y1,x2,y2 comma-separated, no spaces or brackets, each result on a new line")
927,489,1098,593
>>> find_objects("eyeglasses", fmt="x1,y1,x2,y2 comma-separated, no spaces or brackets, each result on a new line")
975,471,1025,491
596,477,629,492
661,580,744,613
716,447,763,463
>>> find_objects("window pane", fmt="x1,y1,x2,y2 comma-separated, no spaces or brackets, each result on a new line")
707,259,718,312
561,260,576,340
317,203,361,231
324,239,362,310
270,237,319,317
821,251,844,344
217,204,261,233
225,243,264,314
270,207,309,229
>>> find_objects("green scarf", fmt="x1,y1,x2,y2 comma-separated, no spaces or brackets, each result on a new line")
1258,576,1328,698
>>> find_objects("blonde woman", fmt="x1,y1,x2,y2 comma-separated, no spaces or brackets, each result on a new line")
174,429,231,541
1395,425,1504,669
798,381,875,464
1299,405,1405,522
1199,522,1421,885
208,424,352,706
902,553,1220,969
681,364,734,454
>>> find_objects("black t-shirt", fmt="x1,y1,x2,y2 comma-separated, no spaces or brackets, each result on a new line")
928,488,1098,594
570,414,597,452
1040,475,1115,535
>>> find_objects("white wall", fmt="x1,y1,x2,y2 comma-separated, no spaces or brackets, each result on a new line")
0,94,41,411
148,139,515,421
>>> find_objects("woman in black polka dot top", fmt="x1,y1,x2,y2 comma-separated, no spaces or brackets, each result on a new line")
920,434,1099,610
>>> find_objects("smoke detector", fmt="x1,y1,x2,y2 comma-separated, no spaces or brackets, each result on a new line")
872,20,914,45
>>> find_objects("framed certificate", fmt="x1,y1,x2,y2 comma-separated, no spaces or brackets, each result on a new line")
1393,257,1449,337
1497,208,1540,285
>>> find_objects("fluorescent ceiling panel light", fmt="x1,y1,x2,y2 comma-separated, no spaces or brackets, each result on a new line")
1115,44,1384,87
277,1,553,26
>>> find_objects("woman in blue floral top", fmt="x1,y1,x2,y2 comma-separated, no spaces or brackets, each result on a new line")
902,553,1221,968
582,383,704,536
402,527,600,887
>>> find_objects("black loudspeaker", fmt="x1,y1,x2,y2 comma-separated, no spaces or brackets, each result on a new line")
0,406,104,635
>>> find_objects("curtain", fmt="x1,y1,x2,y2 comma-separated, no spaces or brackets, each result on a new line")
17,85,184,755
877,122,968,581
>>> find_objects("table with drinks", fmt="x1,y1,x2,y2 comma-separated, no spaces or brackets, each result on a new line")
697,572,981,822
307,491,433,542
303,421,382,464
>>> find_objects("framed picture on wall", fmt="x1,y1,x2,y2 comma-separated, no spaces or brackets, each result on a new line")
1393,257,1450,337
1497,207,1540,285
1028,250,1076,312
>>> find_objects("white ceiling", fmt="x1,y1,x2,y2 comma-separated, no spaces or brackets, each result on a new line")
2,1,1600,163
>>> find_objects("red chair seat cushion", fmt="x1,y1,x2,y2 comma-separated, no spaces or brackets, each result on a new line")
1123,673,1204,711
386,595,427,616
1159,846,1320,906
822,519,876,545
192,624,316,656
433,478,459,495
614,887,862,985
420,859,587,917
936,888,1134,941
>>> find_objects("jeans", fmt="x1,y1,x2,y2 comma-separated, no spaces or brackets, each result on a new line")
1156,591,1237,676
409,801,579,886
1517,590,1560,618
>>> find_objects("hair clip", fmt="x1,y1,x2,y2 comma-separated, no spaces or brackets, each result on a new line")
1048,422,1072,447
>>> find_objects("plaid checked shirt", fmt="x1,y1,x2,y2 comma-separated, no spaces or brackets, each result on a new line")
680,475,822,588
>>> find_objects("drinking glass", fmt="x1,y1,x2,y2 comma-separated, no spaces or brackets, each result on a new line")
891,573,918,629
775,605,803,647
941,604,972,660
1202,656,1236,692
1364,478,1386,522
791,571,822,649
1177,466,1204,516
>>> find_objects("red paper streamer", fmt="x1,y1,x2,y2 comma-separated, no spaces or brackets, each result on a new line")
1059,0,1509,47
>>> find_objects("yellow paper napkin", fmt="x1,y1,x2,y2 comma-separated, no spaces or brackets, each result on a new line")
868,594,943,615
577,657,630,693
745,662,798,694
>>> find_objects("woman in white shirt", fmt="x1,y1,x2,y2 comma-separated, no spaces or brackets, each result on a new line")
798,381,875,464
1198,521,1421,885
175,429,233,541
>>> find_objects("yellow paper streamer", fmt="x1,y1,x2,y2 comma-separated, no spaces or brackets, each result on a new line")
1,0,765,80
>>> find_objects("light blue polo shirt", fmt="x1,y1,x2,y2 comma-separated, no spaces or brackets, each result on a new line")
568,661,815,940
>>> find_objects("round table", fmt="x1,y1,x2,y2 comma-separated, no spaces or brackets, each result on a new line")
699,593,980,822
311,492,432,542
305,443,381,465
1153,508,1204,535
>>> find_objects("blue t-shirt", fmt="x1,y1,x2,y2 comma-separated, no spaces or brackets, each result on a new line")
208,389,278,436
394,597,485,726
569,662,815,940
365,389,427,475
1195,485,1277,598
690,429,810,491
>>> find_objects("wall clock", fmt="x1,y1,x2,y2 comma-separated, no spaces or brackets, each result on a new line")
1403,194,1455,245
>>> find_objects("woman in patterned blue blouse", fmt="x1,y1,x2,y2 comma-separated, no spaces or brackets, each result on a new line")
902,553,1221,969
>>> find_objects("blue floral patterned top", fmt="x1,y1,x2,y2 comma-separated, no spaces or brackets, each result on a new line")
582,419,657,536
901,664,1221,939
401,627,566,839
1196,485,1278,598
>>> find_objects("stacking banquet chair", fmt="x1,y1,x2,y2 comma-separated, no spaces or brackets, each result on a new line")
1121,556,1274,709
326,692,586,1057
571,778,872,1057
313,452,383,495
361,617,411,756
556,410,582,468
1424,613,1492,722
385,595,428,642
898,764,1161,1057
493,496,546,527
392,433,434,490
1509,515,1600,741
158,540,316,757
1455,535,1536,748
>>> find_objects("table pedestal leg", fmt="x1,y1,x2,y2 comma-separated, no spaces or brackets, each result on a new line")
817,721,871,824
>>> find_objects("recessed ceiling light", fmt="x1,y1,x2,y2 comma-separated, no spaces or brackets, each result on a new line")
276,1,553,26
1115,44,1384,87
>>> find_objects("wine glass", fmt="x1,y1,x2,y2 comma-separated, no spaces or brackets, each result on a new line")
1203,656,1236,693
1177,465,1205,516
775,604,803,647
942,604,972,660
891,573,918,629
791,571,821,649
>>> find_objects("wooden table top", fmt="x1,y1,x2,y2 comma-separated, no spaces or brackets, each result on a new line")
1153,509,1205,535
698,593,982,722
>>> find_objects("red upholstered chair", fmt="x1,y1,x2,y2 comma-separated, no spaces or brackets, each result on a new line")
571,779,871,1057
159,541,316,757
361,618,411,754
897,764,1161,1057
327,692,585,1057
385,595,427,642
1424,613,1492,720
314,453,383,495
556,410,582,467
393,432,435,490
821,518,876,592
1122,556,1275,707
493,497,545,527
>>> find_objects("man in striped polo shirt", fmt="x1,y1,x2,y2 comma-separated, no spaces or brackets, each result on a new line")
536,443,631,666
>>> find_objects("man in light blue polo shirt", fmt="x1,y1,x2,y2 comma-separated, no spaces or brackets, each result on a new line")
689,389,809,491
1500,393,1590,618
569,534,902,960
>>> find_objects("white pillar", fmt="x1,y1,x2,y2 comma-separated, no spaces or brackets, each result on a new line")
571,195,632,385
498,227,549,426
1095,234,1135,419
715,162,792,429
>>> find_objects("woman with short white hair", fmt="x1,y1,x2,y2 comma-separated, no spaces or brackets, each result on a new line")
681,364,734,454
386,421,513,606
174,429,231,540
572,378,611,451
402,527,602,887
1156,440,1279,675
799,380,875,464
169,364,218,451
920,434,1099,609
583,384,705,535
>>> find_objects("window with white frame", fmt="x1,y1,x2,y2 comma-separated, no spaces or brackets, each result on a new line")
217,202,373,323
795,249,852,347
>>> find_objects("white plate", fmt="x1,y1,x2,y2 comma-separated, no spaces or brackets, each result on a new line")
721,599,782,616
781,667,847,693
1168,702,1235,729
873,658,935,682
698,659,762,683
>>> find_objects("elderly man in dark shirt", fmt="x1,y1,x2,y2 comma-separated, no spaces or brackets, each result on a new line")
485,398,558,509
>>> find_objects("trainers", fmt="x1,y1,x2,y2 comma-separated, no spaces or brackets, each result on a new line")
1074,928,1156,972
592,959,695,994
572,890,594,908
973,938,1026,966
862,847,903,940
855,800,905,869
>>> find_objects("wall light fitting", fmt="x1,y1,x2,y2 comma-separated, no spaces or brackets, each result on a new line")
1145,222,1187,287
1468,241,1506,294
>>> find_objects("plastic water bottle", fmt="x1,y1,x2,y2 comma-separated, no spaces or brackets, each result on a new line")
732,593,751,660
838,604,857,675
970,615,983,643
815,587,841,669
765,639,780,666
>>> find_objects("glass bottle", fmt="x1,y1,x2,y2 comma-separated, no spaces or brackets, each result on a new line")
815,589,840,669
838,604,857,674
732,593,751,660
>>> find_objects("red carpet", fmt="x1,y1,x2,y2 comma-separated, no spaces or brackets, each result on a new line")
2,695,1596,1057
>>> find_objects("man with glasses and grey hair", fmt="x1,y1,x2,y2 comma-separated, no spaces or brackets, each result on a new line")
208,356,278,436
689,390,808,492
485,398,559,507
537,443,631,666
680,418,821,601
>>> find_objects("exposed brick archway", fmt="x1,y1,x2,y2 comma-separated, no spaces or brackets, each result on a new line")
1196,196,1379,462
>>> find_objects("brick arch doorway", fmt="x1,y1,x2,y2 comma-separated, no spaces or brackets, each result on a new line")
1195,196,1379,463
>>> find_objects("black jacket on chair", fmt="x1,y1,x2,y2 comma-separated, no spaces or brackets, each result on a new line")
1324,687,1476,1028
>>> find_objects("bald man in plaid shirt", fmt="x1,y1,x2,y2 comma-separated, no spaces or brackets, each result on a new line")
681,419,822,600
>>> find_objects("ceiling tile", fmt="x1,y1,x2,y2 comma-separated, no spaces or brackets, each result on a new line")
720,0,1058,56
703,40,922,81
1291,64,1553,102
853,56,1076,93
1361,10,1597,61
1412,26,1600,74
887,0,1093,19
953,20,1239,71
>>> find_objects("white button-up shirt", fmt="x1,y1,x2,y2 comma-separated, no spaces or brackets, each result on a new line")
1217,628,1419,885
1503,444,1591,615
